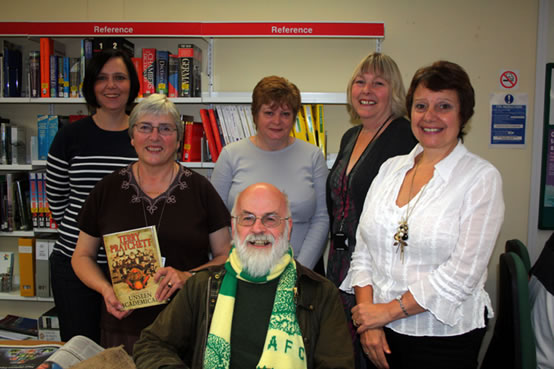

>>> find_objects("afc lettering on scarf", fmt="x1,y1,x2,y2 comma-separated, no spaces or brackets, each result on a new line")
266,335,305,361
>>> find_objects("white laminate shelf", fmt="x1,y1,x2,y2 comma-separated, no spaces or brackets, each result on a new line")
0,162,47,170
0,229,57,237
0,289,54,302
0,92,347,105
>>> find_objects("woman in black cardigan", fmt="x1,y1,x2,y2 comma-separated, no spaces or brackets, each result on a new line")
326,52,417,369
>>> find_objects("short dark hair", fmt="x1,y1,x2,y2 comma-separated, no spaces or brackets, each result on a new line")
406,61,475,139
82,49,140,109
251,76,301,124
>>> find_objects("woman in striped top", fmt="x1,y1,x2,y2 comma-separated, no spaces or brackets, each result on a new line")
46,48,140,343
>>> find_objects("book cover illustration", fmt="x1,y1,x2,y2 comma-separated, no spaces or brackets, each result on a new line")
102,226,166,310
0,315,38,336
0,342,60,368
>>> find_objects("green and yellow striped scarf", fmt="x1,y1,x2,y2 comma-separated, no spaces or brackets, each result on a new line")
203,245,307,369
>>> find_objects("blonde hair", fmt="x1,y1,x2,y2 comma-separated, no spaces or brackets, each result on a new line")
346,52,406,121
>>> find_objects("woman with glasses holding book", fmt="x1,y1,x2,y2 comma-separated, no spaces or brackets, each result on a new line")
211,75,329,273
46,49,140,344
71,94,231,353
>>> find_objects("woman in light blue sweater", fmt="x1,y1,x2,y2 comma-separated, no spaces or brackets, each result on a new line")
211,76,328,271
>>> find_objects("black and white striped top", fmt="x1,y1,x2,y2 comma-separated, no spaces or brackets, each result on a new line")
46,116,137,263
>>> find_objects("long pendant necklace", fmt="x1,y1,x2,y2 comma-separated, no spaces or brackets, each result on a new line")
393,161,428,262
136,162,176,233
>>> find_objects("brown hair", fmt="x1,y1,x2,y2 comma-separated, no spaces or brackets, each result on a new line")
251,76,301,124
406,61,475,139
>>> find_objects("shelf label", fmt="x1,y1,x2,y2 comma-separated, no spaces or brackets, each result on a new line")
0,21,384,38
201,22,384,37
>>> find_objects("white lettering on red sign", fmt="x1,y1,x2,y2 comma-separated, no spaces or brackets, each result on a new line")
94,25,134,34
271,26,313,35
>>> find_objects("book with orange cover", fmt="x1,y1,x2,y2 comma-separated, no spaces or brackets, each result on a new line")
18,237,36,297
40,38,53,97
103,226,166,310
207,109,223,154
199,109,218,162
131,57,143,98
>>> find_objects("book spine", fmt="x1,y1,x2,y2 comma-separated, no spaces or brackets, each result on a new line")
2,48,8,97
199,109,218,162
168,55,179,98
15,177,31,230
0,251,14,292
29,172,38,228
18,238,36,297
49,55,57,98
131,57,143,98
315,104,326,157
35,239,50,297
3,46,23,97
69,57,80,98
62,56,70,98
29,51,40,98
0,55,3,98
37,115,49,160
0,175,6,231
142,48,156,96
192,45,202,97
207,108,223,153
40,38,52,97
182,121,193,162
80,38,92,98
10,126,25,165
36,172,45,228
178,45,193,97
155,50,169,95
47,115,58,154
303,105,317,145
0,122,11,164
57,56,64,97
6,173,14,231
215,105,231,145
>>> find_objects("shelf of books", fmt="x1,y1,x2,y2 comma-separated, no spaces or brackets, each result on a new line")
0,289,54,302
0,21,383,169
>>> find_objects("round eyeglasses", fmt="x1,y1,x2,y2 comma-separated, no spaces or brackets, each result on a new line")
135,123,177,136
232,214,289,228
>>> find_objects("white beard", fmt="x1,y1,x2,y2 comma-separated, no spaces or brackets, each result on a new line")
233,224,290,278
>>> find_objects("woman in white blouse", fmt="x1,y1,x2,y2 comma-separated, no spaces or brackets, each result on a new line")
341,61,504,369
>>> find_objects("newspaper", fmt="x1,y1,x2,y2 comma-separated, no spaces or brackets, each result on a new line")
42,335,104,369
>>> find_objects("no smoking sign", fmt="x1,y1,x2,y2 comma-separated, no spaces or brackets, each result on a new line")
499,69,519,90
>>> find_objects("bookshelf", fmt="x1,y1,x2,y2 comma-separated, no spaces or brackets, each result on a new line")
0,21,383,308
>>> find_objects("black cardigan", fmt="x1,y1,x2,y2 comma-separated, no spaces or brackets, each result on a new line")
326,117,418,233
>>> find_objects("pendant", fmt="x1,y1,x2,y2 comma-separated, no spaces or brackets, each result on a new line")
394,219,409,262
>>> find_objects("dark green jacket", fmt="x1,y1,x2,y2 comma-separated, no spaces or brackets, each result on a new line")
133,261,354,369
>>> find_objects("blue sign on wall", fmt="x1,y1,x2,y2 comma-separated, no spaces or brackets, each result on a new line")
490,93,527,146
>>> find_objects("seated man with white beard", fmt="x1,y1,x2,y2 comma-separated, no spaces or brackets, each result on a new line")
133,182,354,369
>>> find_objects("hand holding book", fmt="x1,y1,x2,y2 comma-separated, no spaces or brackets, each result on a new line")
100,283,132,320
153,267,195,301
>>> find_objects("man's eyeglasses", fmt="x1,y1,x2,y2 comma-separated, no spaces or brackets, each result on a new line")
135,123,177,136
233,214,289,228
